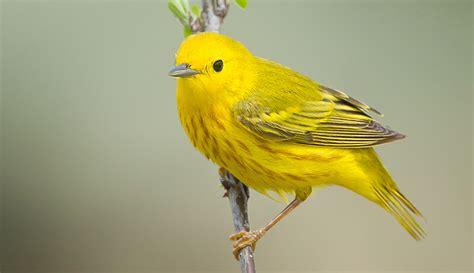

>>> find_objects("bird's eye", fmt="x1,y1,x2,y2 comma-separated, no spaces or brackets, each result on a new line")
213,60,224,72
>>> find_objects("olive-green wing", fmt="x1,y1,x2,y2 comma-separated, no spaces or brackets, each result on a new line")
234,85,405,148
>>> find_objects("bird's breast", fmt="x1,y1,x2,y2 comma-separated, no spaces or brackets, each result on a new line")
177,100,233,164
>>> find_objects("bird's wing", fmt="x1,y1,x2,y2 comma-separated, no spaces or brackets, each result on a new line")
233,84,405,148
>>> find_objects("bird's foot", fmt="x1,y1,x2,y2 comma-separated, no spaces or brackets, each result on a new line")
228,228,266,260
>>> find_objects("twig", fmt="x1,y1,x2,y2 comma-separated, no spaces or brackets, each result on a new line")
201,0,227,32
190,1,256,272
220,169,256,273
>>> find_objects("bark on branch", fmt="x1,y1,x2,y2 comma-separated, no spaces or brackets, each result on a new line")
220,169,256,273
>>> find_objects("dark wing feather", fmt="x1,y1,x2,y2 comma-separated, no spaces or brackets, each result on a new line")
234,85,405,148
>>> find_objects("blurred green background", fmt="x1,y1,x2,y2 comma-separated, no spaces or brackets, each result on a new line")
1,0,472,272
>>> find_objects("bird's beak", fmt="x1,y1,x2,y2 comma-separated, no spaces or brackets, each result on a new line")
168,64,201,78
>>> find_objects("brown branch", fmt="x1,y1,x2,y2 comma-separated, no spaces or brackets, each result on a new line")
201,0,226,32
220,169,256,273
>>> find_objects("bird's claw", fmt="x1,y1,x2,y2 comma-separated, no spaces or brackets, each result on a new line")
228,229,266,260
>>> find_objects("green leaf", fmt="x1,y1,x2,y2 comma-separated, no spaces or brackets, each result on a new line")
172,0,187,14
234,0,247,9
178,0,191,14
169,0,185,14
183,25,193,38
168,0,188,25
190,4,202,19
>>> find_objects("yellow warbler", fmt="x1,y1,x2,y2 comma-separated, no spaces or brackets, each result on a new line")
169,32,424,258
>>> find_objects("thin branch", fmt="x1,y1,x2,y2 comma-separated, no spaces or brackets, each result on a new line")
201,0,226,32
220,169,256,273
189,13,202,34
213,0,229,19
189,1,256,272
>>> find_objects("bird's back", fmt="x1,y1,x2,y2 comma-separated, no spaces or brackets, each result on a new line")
249,57,323,112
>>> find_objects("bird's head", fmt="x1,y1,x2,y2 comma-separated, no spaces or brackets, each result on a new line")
169,32,256,103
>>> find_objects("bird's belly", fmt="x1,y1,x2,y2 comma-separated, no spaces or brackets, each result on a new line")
221,139,341,196
205,123,351,198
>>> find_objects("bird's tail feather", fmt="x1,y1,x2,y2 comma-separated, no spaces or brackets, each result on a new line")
373,184,425,240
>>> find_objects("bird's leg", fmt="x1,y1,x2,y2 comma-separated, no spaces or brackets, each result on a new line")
229,197,303,260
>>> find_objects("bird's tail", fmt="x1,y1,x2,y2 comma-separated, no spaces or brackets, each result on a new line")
346,148,425,240
372,183,425,240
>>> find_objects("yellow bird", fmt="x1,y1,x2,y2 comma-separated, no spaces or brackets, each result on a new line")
169,32,424,258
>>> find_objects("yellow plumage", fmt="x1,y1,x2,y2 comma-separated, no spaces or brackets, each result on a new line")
172,32,424,240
